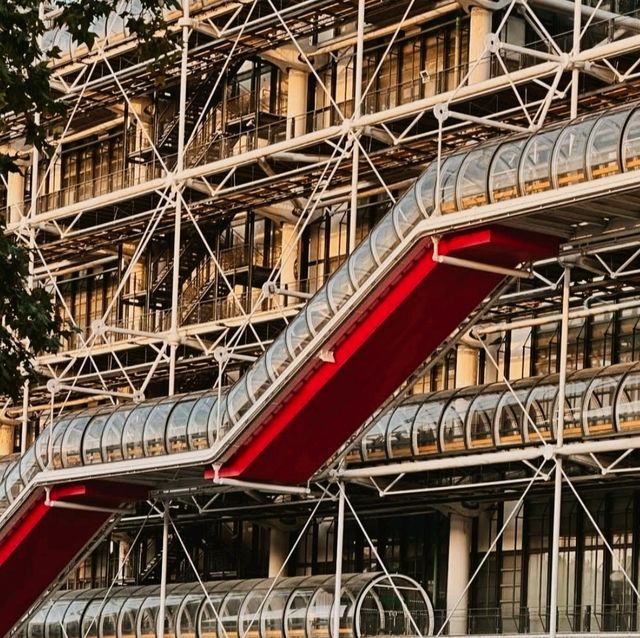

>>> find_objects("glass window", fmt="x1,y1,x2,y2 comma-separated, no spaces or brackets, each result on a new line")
188,394,216,450
387,402,420,459
101,406,133,463
143,398,175,457
60,412,92,468
615,365,640,432
456,145,495,210
413,395,448,455
415,163,437,214
362,413,390,462
392,188,422,236
553,119,594,187
525,376,558,442
583,365,627,436
82,409,112,464
466,385,503,449
520,129,562,195
440,391,473,452
489,139,526,202
622,108,640,171
494,379,534,445
122,401,159,460
369,216,400,265
438,154,466,214
587,109,629,179
166,396,199,454
552,370,593,439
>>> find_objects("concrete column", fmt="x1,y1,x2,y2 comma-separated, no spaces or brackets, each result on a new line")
286,69,308,139
0,425,14,456
468,6,493,84
7,169,25,226
280,223,298,290
447,513,472,635
268,527,289,577
456,344,478,387
117,534,132,583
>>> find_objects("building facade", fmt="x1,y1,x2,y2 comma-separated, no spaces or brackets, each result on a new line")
4,0,640,636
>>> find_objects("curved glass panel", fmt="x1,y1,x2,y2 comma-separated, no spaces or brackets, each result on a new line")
415,163,437,213
552,369,595,438
227,377,253,425
466,384,503,449
456,145,495,210
306,290,334,335
520,129,562,195
489,139,526,202
616,365,640,431
143,397,176,457
438,154,466,214
362,413,390,462
285,313,314,358
166,396,199,454
348,241,378,289
582,365,628,435
82,408,112,465
440,390,475,452
525,376,558,442
588,109,629,179
369,216,401,265
60,411,93,468
387,402,420,459
393,188,423,236
188,394,216,450
246,358,275,404
101,405,133,463
122,401,160,460
553,119,594,188
494,379,536,445
622,108,640,171
412,394,448,455
265,333,293,381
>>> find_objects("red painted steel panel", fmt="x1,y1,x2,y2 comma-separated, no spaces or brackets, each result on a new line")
217,227,558,484
0,482,145,636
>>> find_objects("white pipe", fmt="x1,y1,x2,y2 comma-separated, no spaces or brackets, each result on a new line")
213,476,311,495
157,504,170,638
475,297,640,336
530,0,640,34
332,484,345,638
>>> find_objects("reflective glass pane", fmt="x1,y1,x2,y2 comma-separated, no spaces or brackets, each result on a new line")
370,216,401,264
554,119,594,187
266,333,293,380
494,381,532,445
588,109,629,179
489,139,526,202
387,403,420,459
247,359,274,403
413,397,447,455
82,409,112,464
188,394,216,450
61,413,92,468
143,398,175,457
526,378,558,441
415,163,437,213
166,396,198,454
520,129,562,195
552,371,593,438
466,386,503,449
19,446,40,486
393,188,422,236
122,402,158,460
439,154,466,214
456,145,495,210
583,369,620,435
363,413,390,461
101,406,133,463
228,377,253,425
622,108,640,171
305,290,333,335
285,312,314,358
440,393,471,452
347,241,378,289
616,367,640,431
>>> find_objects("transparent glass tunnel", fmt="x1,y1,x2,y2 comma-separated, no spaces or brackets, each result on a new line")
21,573,435,638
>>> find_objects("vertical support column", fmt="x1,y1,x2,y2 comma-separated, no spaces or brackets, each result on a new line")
456,344,478,387
571,0,582,119
548,266,570,638
332,483,346,638
157,504,170,638
0,426,14,456
168,0,191,395
268,526,290,577
348,0,365,254
468,6,492,84
6,168,25,226
287,70,308,139
446,513,472,635
280,223,298,293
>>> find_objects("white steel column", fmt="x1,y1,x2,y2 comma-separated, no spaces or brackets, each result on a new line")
287,69,308,139
548,266,571,637
157,504,170,638
268,526,290,577
446,513,472,635
168,0,191,395
332,484,346,638
468,6,493,84
571,0,582,119
348,0,365,254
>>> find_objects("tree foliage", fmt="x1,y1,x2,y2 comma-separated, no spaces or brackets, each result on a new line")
0,0,173,401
